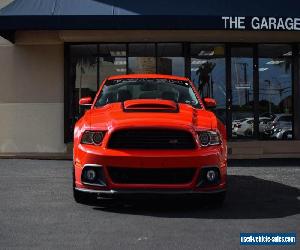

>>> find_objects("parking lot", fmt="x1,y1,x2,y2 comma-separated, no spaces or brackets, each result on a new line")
0,159,299,250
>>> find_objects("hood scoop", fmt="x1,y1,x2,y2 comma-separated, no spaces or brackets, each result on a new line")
123,99,179,112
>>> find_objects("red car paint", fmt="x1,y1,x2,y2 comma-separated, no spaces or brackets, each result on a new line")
73,74,227,201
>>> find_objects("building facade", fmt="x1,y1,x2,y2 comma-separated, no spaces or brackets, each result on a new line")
0,0,300,158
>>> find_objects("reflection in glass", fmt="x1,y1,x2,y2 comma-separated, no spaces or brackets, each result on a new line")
190,44,226,123
70,45,98,120
258,44,293,140
231,47,254,138
157,43,184,76
99,44,127,83
128,44,156,73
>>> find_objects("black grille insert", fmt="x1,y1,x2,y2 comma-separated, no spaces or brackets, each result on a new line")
107,129,196,149
108,167,196,184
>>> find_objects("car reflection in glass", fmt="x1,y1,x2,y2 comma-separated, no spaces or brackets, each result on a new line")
232,117,271,138
264,114,292,140
231,114,292,140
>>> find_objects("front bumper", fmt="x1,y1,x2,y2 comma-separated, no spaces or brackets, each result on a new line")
75,187,226,197
74,144,227,193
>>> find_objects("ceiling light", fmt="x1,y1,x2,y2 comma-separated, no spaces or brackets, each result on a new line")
116,68,126,72
266,60,285,65
283,51,292,56
110,51,126,57
198,50,214,56
114,60,126,65
191,59,207,65
259,68,269,72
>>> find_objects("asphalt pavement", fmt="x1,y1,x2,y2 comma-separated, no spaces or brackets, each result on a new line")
0,159,299,250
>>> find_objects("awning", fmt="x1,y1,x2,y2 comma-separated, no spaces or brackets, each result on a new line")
1,0,300,42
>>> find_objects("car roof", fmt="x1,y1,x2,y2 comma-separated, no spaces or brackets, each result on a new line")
107,74,190,82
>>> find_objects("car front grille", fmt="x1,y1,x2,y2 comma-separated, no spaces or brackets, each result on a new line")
107,167,196,184
107,129,196,149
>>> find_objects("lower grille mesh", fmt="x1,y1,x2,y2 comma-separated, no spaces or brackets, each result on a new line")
108,167,196,184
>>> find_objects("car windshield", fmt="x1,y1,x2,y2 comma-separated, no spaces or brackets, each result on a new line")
94,78,201,108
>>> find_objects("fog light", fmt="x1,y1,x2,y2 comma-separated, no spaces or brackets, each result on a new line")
197,167,220,187
86,169,96,181
206,170,216,182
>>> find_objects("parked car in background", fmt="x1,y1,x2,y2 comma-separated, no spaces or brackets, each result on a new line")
271,126,293,140
235,118,254,137
233,117,271,137
232,118,247,137
264,114,292,140
73,74,227,206
259,117,272,134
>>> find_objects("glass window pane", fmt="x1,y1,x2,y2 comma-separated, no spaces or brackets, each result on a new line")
259,44,293,140
157,43,183,57
128,43,156,74
99,44,126,57
99,57,127,83
190,44,226,123
231,47,254,138
99,44,127,83
128,43,155,56
157,43,184,76
71,45,98,93
70,45,98,119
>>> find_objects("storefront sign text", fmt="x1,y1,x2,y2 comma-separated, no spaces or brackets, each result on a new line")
222,16,300,31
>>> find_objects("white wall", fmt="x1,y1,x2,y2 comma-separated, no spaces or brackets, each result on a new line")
0,37,66,153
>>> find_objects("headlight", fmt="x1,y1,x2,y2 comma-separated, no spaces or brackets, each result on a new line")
81,131,105,145
198,131,221,147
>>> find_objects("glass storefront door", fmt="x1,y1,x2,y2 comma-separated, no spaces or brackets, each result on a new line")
258,45,293,140
69,45,98,122
190,44,226,123
157,43,184,76
99,44,127,84
128,44,156,74
230,47,254,138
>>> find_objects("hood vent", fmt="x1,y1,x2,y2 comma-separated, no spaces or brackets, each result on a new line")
123,99,179,113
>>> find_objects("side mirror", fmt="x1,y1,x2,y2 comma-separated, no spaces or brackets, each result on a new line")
79,97,92,106
203,97,217,109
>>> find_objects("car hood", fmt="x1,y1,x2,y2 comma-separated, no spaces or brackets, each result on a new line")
87,102,215,131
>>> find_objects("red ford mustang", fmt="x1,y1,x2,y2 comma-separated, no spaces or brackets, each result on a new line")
73,74,227,206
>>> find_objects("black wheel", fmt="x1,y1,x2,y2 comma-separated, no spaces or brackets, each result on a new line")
207,191,226,208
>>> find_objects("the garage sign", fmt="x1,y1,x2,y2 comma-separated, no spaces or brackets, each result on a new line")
222,16,300,31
